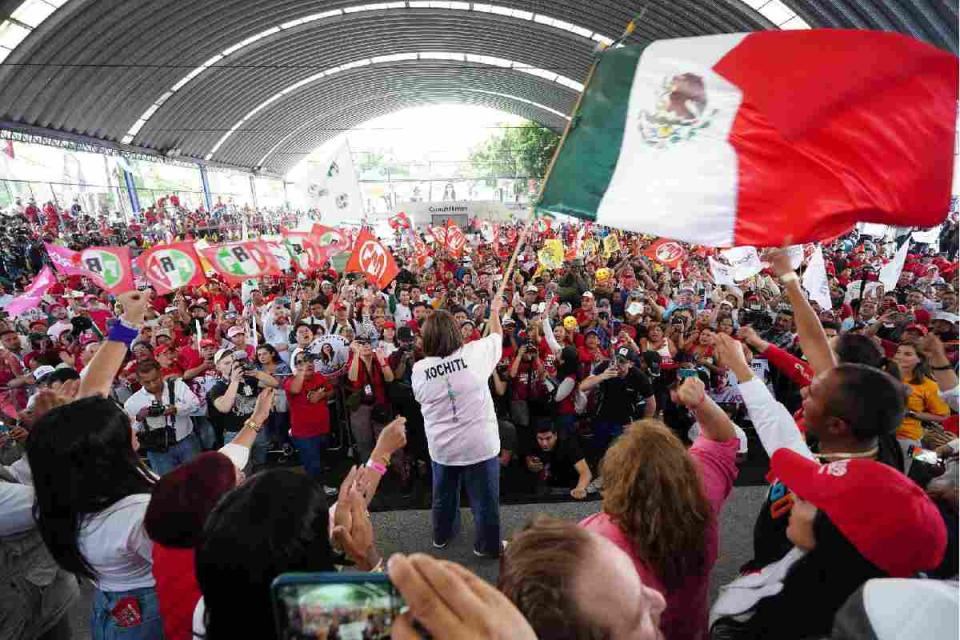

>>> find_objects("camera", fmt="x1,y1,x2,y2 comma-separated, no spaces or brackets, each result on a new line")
598,311,609,320
739,309,772,332
146,401,165,418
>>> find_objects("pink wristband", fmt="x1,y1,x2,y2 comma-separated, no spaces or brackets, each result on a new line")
366,460,387,476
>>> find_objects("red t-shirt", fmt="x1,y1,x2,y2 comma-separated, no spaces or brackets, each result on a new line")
284,373,332,437
152,544,200,640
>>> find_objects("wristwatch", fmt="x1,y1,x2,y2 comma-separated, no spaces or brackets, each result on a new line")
243,418,263,433
779,272,800,285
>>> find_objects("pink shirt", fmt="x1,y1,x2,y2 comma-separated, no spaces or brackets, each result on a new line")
580,437,738,640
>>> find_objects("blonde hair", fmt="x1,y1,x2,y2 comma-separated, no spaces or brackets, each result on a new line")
600,419,711,589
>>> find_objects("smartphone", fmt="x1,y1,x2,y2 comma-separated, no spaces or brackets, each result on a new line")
678,368,699,380
272,572,404,640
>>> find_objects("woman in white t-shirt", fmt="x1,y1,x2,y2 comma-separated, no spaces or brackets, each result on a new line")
27,396,162,640
412,297,505,557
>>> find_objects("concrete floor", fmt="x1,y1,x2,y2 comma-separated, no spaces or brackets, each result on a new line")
67,485,768,638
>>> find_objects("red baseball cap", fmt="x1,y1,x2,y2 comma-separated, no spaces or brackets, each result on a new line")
771,449,946,577
904,323,928,336
154,344,173,356
383,321,396,329
200,338,217,348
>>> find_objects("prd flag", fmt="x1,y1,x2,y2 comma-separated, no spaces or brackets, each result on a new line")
536,30,958,247
602,234,621,258
345,230,400,289
444,220,467,257
644,239,686,269
138,242,206,294
45,243,135,293
537,239,564,270
199,241,280,284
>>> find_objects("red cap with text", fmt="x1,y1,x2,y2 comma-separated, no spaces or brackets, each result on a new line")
771,449,946,577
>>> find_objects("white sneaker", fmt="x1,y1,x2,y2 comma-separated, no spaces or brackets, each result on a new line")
587,477,603,494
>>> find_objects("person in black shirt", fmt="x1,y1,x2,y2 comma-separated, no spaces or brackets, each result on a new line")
207,349,263,455
525,419,591,499
580,346,656,454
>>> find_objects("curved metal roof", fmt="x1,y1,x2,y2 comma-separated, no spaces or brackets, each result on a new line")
0,0,955,175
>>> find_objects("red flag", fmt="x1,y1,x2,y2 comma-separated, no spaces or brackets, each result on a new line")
138,242,207,294
45,243,135,294
413,236,431,268
429,225,447,245
444,219,467,257
388,212,411,230
644,239,687,269
345,230,400,289
198,241,281,284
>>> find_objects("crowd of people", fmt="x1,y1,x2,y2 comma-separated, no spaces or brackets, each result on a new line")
0,196,958,640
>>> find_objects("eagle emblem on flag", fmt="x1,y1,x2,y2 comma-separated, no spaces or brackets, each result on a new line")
639,73,717,148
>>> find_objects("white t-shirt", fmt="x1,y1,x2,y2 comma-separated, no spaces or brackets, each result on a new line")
412,333,501,466
78,493,154,592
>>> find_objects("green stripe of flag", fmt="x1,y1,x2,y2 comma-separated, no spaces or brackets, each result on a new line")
536,45,644,221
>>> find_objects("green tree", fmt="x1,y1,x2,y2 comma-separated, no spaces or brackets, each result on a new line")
469,123,560,183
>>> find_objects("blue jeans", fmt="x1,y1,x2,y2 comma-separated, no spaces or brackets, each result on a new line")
145,433,200,477
432,457,501,556
91,586,163,640
592,421,625,457
292,434,329,480
224,426,269,470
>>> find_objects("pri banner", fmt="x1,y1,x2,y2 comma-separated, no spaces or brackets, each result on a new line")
137,242,206,294
45,243,135,293
345,230,400,289
4,266,56,317
310,224,352,257
643,239,687,269
282,231,325,272
198,241,281,284
720,246,764,281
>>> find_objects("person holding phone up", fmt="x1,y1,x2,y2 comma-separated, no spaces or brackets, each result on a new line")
580,347,657,455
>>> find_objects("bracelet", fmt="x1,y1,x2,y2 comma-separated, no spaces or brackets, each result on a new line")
107,320,140,347
365,459,388,476
932,364,954,371
243,418,263,433
779,272,800,285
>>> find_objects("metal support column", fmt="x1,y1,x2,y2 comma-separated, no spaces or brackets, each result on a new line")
199,164,213,211
122,167,140,214
249,174,258,209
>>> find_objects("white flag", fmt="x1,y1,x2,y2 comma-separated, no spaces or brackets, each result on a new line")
786,245,804,270
802,246,832,309
720,246,764,281
708,256,736,286
305,141,365,226
879,240,910,291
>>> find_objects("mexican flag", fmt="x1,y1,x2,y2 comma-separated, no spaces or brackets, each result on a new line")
537,30,958,247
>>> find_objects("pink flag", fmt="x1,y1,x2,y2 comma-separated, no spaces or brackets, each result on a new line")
4,266,56,317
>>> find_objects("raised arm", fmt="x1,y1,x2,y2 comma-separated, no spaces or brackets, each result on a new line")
673,376,736,442
78,290,148,399
765,248,836,375
714,333,813,460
